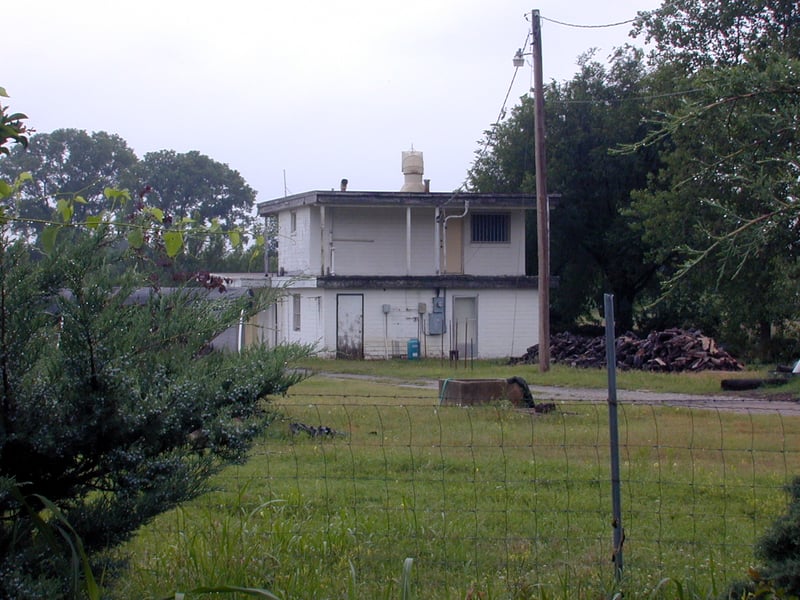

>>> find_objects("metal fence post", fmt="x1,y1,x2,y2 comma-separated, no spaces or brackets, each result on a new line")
604,293,624,580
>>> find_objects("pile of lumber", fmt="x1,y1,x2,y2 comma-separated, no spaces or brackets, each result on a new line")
512,328,744,372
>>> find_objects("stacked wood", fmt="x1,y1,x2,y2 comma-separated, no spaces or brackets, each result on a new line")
511,328,744,372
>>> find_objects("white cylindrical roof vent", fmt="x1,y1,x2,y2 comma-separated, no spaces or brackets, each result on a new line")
400,150,426,192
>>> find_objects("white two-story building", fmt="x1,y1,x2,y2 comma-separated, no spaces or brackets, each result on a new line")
254,152,541,360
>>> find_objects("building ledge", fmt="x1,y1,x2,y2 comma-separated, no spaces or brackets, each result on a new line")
315,274,540,289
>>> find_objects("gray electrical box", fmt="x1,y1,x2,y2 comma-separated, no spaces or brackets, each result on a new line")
428,296,446,335
382,304,391,314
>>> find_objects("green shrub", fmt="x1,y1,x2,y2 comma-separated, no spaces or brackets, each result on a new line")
0,212,310,597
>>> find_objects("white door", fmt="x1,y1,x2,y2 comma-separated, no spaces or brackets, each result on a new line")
453,296,477,358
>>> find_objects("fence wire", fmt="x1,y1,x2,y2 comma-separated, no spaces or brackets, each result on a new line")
209,390,800,597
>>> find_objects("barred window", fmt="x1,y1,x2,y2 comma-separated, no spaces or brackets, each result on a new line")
471,213,510,243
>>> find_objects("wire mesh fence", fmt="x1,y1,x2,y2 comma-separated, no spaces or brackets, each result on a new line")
207,388,800,598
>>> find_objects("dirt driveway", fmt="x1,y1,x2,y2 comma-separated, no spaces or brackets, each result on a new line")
524,384,800,416
315,372,800,416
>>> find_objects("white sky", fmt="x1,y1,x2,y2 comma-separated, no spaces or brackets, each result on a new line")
4,0,662,202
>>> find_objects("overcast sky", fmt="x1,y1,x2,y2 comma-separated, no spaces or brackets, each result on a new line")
5,0,662,202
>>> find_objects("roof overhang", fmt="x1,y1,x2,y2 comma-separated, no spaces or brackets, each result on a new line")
257,191,535,216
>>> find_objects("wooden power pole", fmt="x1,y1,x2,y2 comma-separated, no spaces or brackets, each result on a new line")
531,9,551,371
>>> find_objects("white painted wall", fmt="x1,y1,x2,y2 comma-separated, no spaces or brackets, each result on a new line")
462,212,528,276
277,205,529,278
327,207,437,276
308,286,538,360
278,206,313,274
265,278,326,352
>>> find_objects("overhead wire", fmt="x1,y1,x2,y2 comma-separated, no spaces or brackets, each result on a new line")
462,10,666,190
550,88,707,105
500,13,702,108
539,15,637,29
456,31,531,194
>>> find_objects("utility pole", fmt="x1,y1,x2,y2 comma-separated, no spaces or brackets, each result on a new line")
531,9,550,371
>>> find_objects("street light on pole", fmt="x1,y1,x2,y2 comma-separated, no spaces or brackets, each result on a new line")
514,9,551,372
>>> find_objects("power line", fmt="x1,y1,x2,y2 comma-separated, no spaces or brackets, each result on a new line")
461,31,531,192
495,34,530,124
540,15,636,29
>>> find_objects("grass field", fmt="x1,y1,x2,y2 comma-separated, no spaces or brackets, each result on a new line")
108,361,800,599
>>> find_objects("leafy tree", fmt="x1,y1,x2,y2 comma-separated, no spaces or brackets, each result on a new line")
0,92,309,597
629,55,800,357
628,0,800,358
469,48,664,331
633,0,800,72
129,149,257,242
0,128,138,242
0,132,262,265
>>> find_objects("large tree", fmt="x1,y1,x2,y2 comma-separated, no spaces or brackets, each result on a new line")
629,54,800,355
0,133,261,263
131,150,257,232
633,0,800,72
628,0,800,357
469,48,664,331
0,128,138,242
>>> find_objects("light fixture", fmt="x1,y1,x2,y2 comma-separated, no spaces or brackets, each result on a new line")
512,48,525,67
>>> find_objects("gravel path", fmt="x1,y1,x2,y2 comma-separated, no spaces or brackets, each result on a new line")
525,384,800,415
314,372,800,416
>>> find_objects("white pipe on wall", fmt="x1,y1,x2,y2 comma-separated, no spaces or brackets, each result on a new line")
442,201,469,274
434,207,441,274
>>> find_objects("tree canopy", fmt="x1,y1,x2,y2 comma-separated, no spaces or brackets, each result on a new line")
130,149,257,232
0,128,137,242
627,1,800,355
469,47,664,331
0,131,260,261
469,0,800,357
633,0,800,72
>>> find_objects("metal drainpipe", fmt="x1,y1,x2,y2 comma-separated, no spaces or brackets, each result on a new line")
442,201,469,274
434,207,441,274
329,208,335,276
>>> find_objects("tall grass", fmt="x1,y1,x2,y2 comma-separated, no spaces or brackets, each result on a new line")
109,368,800,599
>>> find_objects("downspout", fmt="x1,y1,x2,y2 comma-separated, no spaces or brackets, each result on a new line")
442,201,469,274
434,207,441,274
329,207,336,276
384,310,389,359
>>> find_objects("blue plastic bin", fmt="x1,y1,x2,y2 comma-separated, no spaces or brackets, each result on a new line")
407,338,420,360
